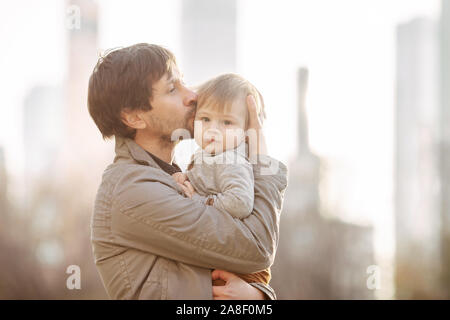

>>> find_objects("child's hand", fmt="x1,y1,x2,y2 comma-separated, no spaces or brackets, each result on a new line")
172,172,197,198
178,180,196,199
172,172,188,185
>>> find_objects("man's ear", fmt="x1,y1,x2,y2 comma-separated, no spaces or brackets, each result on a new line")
121,109,147,130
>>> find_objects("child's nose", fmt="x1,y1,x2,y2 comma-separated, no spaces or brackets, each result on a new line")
211,121,219,129
205,127,220,136
205,124,222,136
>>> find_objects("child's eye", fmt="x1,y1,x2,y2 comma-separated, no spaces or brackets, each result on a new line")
169,86,176,93
224,120,232,125
201,117,210,122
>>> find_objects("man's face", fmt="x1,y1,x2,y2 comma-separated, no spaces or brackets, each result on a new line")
141,66,197,141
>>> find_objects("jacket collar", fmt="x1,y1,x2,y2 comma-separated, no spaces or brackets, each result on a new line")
114,135,160,168
114,136,185,194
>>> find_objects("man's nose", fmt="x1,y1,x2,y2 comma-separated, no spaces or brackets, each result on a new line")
183,86,197,107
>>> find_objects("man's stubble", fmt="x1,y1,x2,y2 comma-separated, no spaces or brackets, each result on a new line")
148,103,196,147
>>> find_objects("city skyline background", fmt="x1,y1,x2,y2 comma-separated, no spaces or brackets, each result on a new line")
0,0,447,299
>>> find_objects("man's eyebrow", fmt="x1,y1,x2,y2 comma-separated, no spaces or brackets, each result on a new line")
167,72,183,84
166,75,175,84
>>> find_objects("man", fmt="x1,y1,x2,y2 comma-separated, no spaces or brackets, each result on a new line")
88,43,287,299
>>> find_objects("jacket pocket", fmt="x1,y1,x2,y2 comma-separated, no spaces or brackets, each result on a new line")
139,281,162,300
139,257,168,300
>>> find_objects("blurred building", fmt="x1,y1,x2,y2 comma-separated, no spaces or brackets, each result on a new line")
60,0,113,198
283,68,320,215
176,0,238,164
440,0,450,298
21,85,73,297
395,15,449,299
271,68,375,299
23,85,64,196
181,0,237,85
22,85,65,266
54,0,110,298
0,146,7,217
8,1,111,298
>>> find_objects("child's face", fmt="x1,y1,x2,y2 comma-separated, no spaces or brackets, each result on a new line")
194,98,247,154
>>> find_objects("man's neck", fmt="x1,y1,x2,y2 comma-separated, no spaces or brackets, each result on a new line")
134,131,175,164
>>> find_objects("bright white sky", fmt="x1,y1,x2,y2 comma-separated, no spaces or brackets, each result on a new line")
0,0,442,299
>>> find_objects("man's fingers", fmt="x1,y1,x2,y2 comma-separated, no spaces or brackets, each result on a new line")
211,269,224,281
211,269,234,283
212,285,227,298
246,95,262,130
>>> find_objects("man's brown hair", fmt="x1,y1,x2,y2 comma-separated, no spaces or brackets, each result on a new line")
88,43,176,139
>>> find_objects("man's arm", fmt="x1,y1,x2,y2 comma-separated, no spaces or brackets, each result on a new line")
111,156,287,275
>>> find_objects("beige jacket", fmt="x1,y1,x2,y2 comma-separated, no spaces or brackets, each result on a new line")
90,136,288,299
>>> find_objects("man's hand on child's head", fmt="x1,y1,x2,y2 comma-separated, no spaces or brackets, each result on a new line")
246,95,263,131
246,95,268,158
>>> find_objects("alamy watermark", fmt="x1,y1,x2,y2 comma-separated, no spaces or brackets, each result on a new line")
66,265,81,290
66,5,81,30
366,265,381,290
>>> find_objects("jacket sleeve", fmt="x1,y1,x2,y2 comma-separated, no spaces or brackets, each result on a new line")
208,161,254,219
249,282,277,300
111,155,288,274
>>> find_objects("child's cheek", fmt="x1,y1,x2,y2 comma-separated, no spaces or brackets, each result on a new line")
193,120,204,147
228,127,245,140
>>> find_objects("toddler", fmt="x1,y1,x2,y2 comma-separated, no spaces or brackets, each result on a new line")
172,73,271,287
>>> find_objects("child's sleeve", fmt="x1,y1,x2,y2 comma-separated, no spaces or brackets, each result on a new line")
211,155,255,219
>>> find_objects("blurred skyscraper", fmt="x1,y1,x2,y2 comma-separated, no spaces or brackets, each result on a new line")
440,0,450,297
395,15,448,298
283,68,320,215
60,0,113,198
11,1,112,298
23,86,63,190
181,0,236,85
175,0,238,165
0,146,7,216
22,85,64,266
66,0,98,142
271,68,375,299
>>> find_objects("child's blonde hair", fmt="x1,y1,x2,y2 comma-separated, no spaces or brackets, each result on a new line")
196,73,266,129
